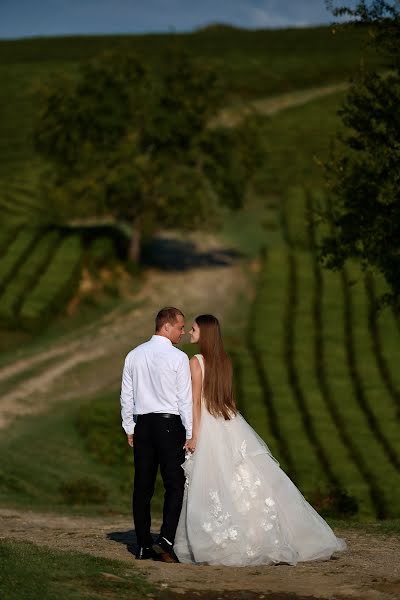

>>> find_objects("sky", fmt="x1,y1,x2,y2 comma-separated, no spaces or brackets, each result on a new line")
0,0,340,39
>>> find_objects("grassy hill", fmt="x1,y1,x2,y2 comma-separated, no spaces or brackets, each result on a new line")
234,186,400,521
0,88,346,333
1,25,372,332
2,31,399,522
1,88,399,525
0,25,377,92
1,29,400,597
0,25,378,178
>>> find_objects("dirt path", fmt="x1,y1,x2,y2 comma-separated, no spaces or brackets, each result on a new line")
0,80,351,428
0,234,249,429
212,82,349,128
1,507,399,600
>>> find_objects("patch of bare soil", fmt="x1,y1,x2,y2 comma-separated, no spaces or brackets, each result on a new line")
1,507,399,600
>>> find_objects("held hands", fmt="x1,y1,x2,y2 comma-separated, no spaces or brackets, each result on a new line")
184,437,197,453
127,434,134,447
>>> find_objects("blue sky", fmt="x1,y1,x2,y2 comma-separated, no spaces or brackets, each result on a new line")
0,1,339,39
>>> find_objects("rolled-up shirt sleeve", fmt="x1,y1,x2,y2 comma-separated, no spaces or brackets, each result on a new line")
176,354,193,439
120,355,136,435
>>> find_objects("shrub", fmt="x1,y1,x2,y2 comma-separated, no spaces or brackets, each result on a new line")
310,486,359,518
76,392,164,513
0,470,30,494
59,477,108,505
76,393,129,468
88,236,116,269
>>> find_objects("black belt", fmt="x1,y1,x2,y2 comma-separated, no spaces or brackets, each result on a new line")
139,412,180,419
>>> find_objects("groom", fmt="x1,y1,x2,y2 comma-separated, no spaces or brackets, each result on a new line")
120,307,192,562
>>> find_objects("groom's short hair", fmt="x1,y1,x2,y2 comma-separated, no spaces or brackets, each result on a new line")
156,307,184,331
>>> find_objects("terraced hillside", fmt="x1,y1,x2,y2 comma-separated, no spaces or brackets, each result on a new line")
0,137,86,328
235,188,400,520
0,200,83,331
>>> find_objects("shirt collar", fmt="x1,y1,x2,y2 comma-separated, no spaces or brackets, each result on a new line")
151,334,173,346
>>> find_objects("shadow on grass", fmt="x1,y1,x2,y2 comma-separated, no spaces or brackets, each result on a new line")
141,235,242,271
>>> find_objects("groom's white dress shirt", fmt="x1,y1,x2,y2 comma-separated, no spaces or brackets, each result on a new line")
120,334,193,439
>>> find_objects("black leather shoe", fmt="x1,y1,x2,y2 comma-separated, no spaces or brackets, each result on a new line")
152,536,179,563
135,545,157,560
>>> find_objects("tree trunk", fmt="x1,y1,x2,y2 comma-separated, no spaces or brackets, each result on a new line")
129,220,141,263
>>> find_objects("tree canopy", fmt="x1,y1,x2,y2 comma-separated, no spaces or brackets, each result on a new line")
34,48,264,261
320,1,400,306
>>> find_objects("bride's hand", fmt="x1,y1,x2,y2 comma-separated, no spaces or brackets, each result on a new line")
184,437,197,453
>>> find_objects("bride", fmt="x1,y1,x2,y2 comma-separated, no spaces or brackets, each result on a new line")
174,314,346,566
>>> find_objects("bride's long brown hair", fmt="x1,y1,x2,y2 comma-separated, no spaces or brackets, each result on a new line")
195,314,236,420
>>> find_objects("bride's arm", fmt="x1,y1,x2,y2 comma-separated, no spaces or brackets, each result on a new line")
185,356,202,452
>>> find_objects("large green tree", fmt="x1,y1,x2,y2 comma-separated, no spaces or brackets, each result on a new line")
321,1,400,306
34,48,263,262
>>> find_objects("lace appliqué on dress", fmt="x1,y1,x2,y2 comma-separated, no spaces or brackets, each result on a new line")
182,451,194,490
201,490,238,548
200,441,283,558
232,441,282,556
232,440,261,513
261,497,282,546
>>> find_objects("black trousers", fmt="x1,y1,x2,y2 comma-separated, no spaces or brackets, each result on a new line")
133,413,186,547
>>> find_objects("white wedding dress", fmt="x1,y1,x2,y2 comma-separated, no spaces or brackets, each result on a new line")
174,354,346,566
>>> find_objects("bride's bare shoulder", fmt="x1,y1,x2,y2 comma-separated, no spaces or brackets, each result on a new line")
189,355,202,372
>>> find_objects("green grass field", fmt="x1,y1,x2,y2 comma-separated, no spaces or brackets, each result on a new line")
1,88,399,521
1,26,373,181
0,540,155,600
0,29,399,531
4,186,399,523
1,30,400,600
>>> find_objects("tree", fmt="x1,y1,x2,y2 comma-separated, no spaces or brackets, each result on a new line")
320,1,400,306
34,48,263,262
